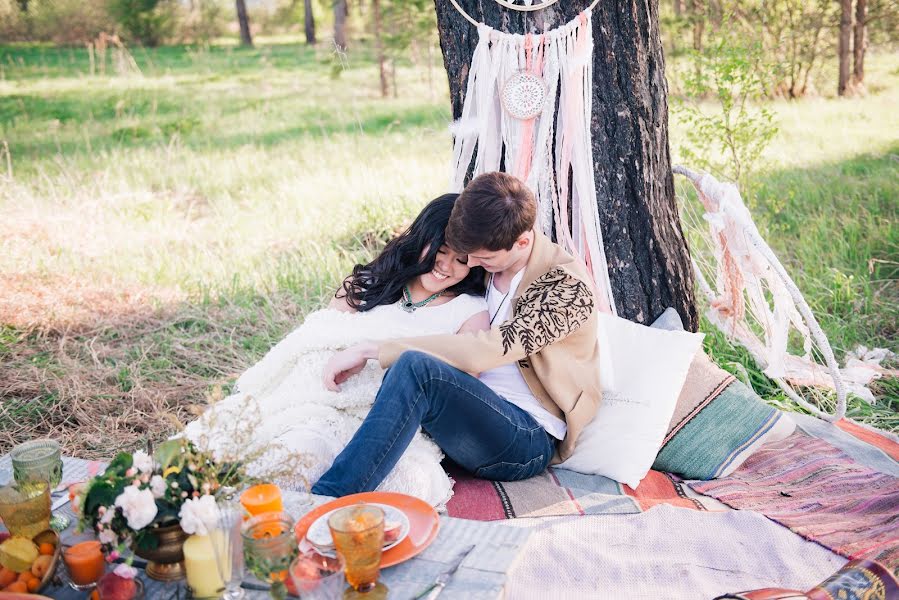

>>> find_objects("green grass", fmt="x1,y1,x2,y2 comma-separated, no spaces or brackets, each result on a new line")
0,39,896,456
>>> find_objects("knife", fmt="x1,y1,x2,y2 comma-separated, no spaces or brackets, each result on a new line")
413,544,475,600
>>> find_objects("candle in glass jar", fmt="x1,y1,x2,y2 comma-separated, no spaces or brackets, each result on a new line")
183,534,224,598
240,484,283,516
64,541,106,587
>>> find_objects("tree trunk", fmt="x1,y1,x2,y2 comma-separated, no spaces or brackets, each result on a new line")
434,0,698,329
334,0,349,50
837,0,852,96
689,0,705,52
372,0,389,97
304,0,317,45
673,0,683,17
235,0,253,47
853,0,866,87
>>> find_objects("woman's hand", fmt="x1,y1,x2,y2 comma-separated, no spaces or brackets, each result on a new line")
322,342,379,391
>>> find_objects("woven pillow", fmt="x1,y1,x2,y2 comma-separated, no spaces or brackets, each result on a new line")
651,351,796,480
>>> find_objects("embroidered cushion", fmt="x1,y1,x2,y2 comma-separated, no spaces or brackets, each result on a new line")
651,352,796,479
558,313,705,489
647,308,797,479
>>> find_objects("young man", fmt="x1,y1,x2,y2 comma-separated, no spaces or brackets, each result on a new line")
311,171,601,498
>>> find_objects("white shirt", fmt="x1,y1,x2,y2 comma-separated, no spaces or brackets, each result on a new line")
478,269,568,440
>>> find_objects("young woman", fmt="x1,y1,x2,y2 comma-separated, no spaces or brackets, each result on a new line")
184,194,489,506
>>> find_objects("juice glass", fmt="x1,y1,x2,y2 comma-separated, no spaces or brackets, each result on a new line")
64,540,106,590
327,505,384,593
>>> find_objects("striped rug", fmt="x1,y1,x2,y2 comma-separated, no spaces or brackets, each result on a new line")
444,464,722,520
690,430,899,574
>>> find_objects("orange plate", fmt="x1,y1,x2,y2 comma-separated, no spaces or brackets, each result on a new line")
294,492,440,569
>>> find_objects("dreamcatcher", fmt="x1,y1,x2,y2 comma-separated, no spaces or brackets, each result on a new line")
447,0,614,315
674,166,895,423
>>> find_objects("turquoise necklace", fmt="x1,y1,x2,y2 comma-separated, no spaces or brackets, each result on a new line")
399,285,444,313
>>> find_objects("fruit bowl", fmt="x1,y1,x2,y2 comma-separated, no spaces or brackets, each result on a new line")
33,530,61,594
0,528,61,594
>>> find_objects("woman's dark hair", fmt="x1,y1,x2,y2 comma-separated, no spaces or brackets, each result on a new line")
338,194,487,311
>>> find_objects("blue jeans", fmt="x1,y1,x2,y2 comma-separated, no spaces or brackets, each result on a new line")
311,351,556,497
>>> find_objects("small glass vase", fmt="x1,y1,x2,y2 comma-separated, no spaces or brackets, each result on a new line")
241,512,297,600
211,500,246,600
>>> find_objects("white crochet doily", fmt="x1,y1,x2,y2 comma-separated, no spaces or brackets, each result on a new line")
501,71,548,120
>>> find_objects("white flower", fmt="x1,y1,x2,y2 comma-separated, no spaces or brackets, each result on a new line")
113,564,138,579
98,529,117,545
178,494,218,536
100,507,115,525
132,450,154,474
149,475,167,499
114,485,158,531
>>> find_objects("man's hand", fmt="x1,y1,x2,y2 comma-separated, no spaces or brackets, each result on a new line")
322,342,379,391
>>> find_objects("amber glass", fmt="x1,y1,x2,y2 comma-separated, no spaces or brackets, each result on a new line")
327,505,385,593
0,481,51,538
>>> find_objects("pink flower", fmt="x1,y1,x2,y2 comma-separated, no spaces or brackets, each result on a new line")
125,468,137,477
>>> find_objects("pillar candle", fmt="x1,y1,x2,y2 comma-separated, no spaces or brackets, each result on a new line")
240,484,283,516
183,534,224,599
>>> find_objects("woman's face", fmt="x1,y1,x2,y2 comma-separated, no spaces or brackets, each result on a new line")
418,244,471,293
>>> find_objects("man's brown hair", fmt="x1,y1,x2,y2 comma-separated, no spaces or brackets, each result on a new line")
446,172,537,253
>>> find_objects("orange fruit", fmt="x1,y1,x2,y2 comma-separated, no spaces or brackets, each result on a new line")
30,555,52,579
26,575,41,591
0,567,16,587
90,589,101,600
5,580,27,592
16,570,33,582
38,542,55,556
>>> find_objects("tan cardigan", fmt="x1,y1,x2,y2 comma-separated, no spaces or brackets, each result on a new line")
379,231,601,463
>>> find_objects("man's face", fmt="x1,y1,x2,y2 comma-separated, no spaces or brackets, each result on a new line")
465,235,530,273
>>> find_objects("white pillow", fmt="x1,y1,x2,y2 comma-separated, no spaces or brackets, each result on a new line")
558,312,704,488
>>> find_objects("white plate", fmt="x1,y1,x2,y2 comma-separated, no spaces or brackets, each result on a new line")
305,503,410,557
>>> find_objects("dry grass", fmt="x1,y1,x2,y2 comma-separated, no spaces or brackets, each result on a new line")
0,274,303,458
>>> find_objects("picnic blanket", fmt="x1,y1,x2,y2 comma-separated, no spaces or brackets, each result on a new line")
447,413,899,596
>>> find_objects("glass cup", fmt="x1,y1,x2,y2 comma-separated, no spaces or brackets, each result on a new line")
290,550,345,600
241,512,297,599
0,480,51,538
327,505,385,593
211,500,246,600
11,439,63,488
63,540,106,590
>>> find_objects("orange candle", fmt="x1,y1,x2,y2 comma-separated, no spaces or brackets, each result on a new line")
240,484,283,517
64,541,106,587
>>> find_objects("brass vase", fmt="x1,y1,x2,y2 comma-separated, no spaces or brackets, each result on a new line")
133,522,189,581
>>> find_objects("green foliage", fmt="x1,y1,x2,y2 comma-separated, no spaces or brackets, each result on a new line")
107,0,175,47
738,0,838,98
0,0,115,44
676,37,779,190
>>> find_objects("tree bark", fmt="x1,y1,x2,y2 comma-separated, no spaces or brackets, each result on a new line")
304,0,317,45
434,0,698,329
853,0,866,86
372,0,389,97
334,0,349,50
235,0,253,47
838,0,852,96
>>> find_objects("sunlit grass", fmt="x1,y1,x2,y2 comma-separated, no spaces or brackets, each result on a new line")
0,40,896,455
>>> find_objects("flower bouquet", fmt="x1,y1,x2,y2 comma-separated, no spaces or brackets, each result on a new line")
77,438,246,581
